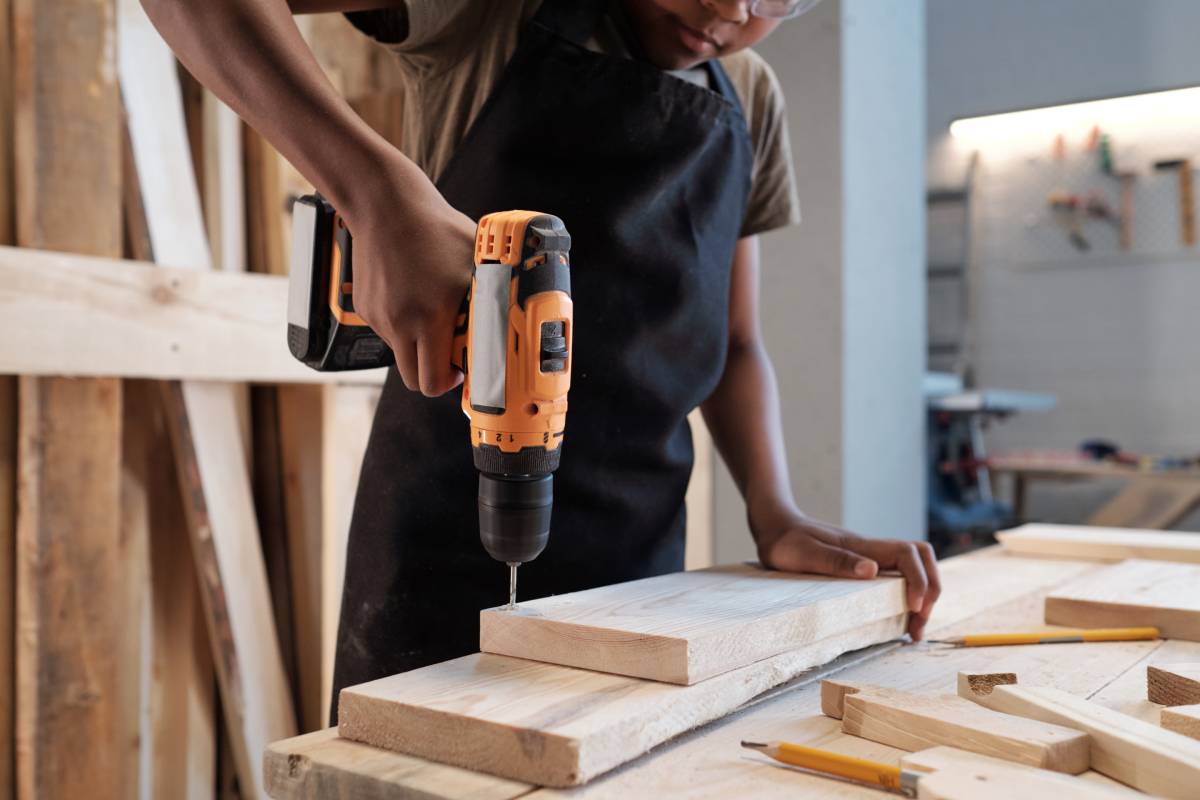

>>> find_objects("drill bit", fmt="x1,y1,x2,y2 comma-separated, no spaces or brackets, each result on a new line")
506,562,519,610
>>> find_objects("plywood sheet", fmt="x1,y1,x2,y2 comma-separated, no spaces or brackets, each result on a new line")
480,564,906,684
1045,559,1200,641
339,615,905,787
998,523,1200,564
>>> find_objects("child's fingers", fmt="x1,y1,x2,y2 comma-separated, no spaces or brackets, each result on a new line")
393,338,420,392
416,330,460,397
779,537,878,579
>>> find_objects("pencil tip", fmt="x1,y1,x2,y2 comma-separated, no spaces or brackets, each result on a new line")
740,741,767,750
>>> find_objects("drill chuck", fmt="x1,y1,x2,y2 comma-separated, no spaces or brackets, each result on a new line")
477,473,552,564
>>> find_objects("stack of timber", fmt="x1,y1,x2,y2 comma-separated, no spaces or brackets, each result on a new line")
337,566,908,786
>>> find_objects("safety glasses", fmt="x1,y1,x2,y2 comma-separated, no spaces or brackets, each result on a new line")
749,0,823,20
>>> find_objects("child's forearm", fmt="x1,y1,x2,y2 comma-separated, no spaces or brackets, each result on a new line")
140,0,418,223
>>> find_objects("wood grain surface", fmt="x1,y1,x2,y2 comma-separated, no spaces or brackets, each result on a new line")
902,747,1141,799
1147,663,1200,706
820,680,1089,772
958,671,1200,798
1045,559,1200,641
480,564,906,684
998,523,1200,564
338,615,905,787
1161,705,1200,740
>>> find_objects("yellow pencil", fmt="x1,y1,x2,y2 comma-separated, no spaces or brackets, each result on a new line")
740,740,919,797
929,626,1159,647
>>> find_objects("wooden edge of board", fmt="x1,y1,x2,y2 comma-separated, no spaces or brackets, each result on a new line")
956,671,1019,700
1148,663,1200,706
819,678,863,719
1161,705,1200,740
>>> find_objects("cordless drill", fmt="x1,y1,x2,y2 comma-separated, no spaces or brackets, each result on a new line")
287,196,572,604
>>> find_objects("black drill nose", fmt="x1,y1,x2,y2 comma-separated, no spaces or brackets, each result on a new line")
477,473,552,564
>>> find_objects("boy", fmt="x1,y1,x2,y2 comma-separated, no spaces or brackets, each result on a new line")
142,0,940,717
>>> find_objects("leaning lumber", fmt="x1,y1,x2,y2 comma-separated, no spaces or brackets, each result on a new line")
901,747,1143,800
339,615,905,787
958,671,1200,798
265,728,530,800
1147,663,1200,706
118,1,296,796
1045,559,1200,641
820,679,1089,773
1161,705,1200,740
13,1,127,797
0,246,385,385
997,523,1200,564
480,564,906,684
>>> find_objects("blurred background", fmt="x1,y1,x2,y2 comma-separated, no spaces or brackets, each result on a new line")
0,0,1197,798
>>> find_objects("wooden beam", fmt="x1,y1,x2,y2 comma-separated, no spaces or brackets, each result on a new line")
1086,478,1200,530
997,523,1200,564
1148,664,1200,706
0,2,14,796
0,246,385,385
117,1,296,797
1045,559,1200,641
338,615,905,787
1161,705,1200,740
958,671,1200,798
264,728,530,800
479,565,906,684
12,0,126,798
819,680,1089,773
901,747,1143,800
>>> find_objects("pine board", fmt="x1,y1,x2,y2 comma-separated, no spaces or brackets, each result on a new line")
998,523,1200,564
820,680,1089,772
901,747,1142,800
338,615,905,787
958,672,1200,798
1045,559,1200,641
480,565,906,684
1161,705,1200,740
1147,663,1200,706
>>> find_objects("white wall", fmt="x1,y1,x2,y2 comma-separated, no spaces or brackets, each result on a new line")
927,1,1200,479
714,0,927,563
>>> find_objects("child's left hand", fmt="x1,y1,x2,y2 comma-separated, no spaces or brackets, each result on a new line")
750,507,941,641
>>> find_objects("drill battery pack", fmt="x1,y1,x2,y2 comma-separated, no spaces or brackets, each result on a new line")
287,193,393,371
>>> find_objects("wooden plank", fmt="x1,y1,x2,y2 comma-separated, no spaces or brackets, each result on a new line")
1161,705,1200,740
1085,640,1200,723
901,747,1142,800
480,565,906,684
1045,559,1200,641
0,246,385,385
1087,477,1200,529
339,615,906,787
997,523,1200,563
0,375,12,800
1148,663,1200,706
819,680,1089,773
13,0,126,797
265,728,530,800
117,2,296,797
958,671,1200,798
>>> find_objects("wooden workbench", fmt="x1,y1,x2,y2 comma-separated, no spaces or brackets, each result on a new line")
267,545,1197,798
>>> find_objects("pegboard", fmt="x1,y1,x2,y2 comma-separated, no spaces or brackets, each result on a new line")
972,129,1200,270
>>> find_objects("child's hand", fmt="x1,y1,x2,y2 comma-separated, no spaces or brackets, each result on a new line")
751,508,941,641
344,163,477,397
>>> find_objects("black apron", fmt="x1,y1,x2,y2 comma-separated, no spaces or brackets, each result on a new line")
330,0,753,716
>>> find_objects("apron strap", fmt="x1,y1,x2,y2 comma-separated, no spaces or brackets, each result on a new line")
531,0,608,47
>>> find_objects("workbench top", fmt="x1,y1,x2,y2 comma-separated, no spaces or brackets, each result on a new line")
267,546,1194,798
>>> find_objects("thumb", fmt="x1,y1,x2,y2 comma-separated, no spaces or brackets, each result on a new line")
770,536,879,579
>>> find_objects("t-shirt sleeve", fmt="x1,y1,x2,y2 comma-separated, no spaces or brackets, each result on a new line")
734,54,801,238
345,1,481,63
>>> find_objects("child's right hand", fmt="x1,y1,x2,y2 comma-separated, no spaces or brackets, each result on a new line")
343,165,477,397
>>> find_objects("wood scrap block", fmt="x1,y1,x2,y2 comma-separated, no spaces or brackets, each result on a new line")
1045,559,1200,641
819,679,1089,772
902,747,1143,800
265,728,529,800
958,671,1200,798
1161,705,1200,740
1147,663,1200,706
338,615,905,787
997,523,1200,564
480,564,906,684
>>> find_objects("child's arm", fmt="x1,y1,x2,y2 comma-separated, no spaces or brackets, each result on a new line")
141,0,474,396
701,236,941,641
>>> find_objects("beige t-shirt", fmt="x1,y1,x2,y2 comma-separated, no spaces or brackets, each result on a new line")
347,0,800,237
